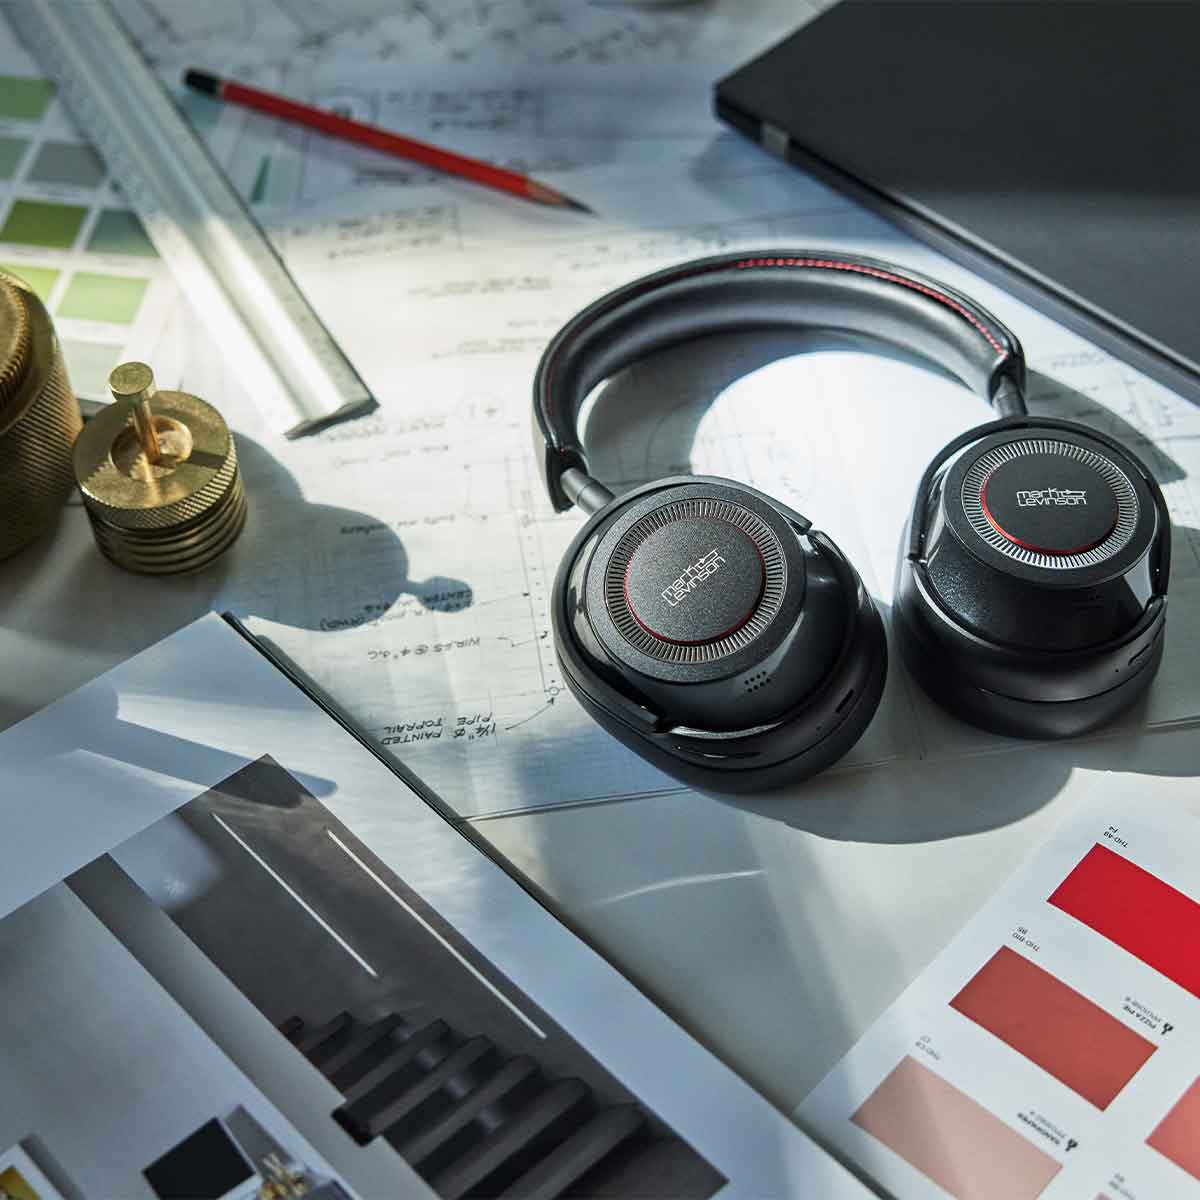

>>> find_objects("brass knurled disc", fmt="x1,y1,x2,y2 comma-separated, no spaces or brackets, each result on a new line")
0,269,83,561
75,390,236,528
87,472,247,574
73,384,246,574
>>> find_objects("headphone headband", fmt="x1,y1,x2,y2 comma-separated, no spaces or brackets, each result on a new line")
532,250,1027,510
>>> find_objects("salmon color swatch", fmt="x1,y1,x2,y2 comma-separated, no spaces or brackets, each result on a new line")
852,1056,1061,1199
950,946,1156,1108
1048,844,1200,998
1147,1077,1200,1181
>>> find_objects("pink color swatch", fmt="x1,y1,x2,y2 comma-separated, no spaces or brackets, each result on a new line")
852,1056,1061,1199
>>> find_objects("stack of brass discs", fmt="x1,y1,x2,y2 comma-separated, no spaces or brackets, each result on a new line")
73,362,247,574
0,268,83,560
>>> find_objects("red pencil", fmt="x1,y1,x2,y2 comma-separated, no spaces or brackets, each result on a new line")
183,69,593,214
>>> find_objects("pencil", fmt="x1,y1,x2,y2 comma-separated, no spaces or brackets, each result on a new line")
183,69,593,214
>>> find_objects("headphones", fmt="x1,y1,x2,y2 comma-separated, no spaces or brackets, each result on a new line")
532,252,1171,792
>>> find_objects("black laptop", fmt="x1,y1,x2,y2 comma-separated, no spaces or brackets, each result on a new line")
716,1,1200,404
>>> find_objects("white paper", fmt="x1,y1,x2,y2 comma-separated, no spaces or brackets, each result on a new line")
0,883,366,1199
0,612,872,1199
5,2,1198,820
134,156,924,816
185,59,741,211
238,156,1200,812
798,784,1200,1199
110,0,812,77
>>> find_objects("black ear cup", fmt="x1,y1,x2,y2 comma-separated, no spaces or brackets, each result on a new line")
895,419,1170,737
552,477,887,791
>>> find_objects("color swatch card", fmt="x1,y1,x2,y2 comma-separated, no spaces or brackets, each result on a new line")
798,788,1200,1199
0,18,175,398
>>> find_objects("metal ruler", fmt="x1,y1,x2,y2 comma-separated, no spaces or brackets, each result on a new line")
5,0,373,437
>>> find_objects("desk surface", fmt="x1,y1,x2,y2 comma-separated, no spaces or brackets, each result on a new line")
3,0,1199,1137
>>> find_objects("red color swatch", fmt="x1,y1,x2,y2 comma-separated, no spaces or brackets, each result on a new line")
1148,1076,1200,1181
951,946,1155,1108
1048,843,1200,998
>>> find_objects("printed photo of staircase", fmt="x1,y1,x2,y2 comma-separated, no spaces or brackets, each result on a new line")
109,755,725,1200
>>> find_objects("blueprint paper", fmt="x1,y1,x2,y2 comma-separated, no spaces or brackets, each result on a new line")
109,0,814,77
243,161,923,812
181,162,1200,809
184,60,743,210
246,161,1200,799
4,3,1199,818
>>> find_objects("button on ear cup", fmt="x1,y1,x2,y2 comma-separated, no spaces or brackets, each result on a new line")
551,477,887,791
895,421,1169,737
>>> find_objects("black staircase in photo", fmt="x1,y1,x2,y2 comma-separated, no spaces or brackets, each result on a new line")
283,1009,716,1199
126,759,723,1199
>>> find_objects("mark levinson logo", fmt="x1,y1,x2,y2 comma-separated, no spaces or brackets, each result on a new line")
662,548,726,607
1016,487,1087,507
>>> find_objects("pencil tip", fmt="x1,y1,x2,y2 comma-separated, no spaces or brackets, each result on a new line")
559,195,595,215
527,181,594,214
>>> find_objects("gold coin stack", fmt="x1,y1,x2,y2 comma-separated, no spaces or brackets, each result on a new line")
73,362,247,574
0,268,83,560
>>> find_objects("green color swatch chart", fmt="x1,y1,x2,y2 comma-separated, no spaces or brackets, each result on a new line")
0,37,172,398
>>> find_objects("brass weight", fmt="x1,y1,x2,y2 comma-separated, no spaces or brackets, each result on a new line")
73,362,246,574
0,268,83,560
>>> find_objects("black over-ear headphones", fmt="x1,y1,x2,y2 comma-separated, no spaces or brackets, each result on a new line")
532,252,1171,792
